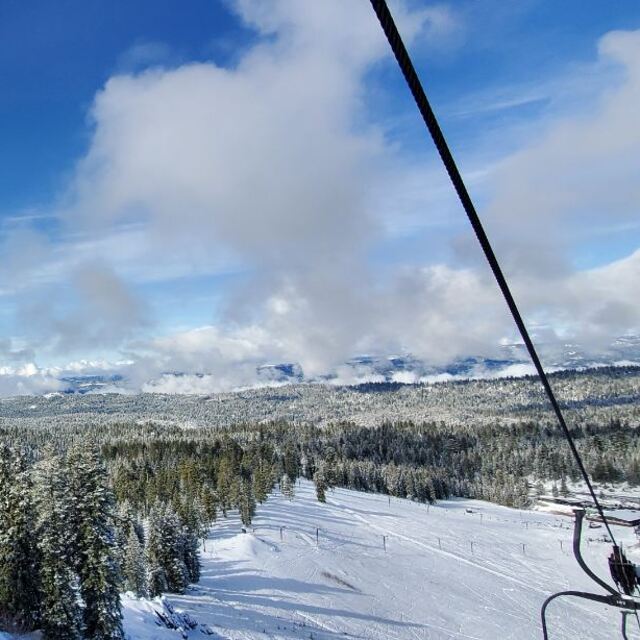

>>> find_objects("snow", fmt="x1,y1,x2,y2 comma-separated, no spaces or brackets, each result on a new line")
593,509,640,523
121,481,639,640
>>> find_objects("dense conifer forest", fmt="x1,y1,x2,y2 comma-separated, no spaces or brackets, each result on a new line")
0,433,285,637
1,366,639,637
0,365,638,430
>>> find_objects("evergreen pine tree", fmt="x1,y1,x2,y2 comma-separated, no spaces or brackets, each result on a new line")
123,528,147,597
253,463,273,503
283,445,300,481
186,496,210,548
32,453,85,640
237,477,256,528
314,468,327,504
0,446,41,632
114,500,137,554
216,462,233,518
67,445,125,639
181,526,201,584
280,474,295,501
145,506,168,598
146,502,189,595
200,486,218,524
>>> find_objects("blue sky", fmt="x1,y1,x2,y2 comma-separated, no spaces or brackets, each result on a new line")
3,1,637,210
1,1,251,210
1,0,640,393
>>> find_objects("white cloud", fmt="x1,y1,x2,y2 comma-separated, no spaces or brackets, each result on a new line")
68,3,411,269
46,0,444,372
14,262,148,356
483,29,640,277
142,373,239,395
1,7,639,394
0,365,63,396
553,248,640,345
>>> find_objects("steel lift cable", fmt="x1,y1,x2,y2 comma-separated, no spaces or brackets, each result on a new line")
367,0,639,636
368,0,616,545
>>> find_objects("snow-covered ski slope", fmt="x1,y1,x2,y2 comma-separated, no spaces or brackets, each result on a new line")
123,481,638,640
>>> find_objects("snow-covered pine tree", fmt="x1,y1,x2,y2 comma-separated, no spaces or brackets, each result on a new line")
282,444,300,481
114,499,138,554
300,452,310,479
174,498,202,583
67,445,124,640
145,502,189,595
32,452,85,640
182,526,201,584
253,462,273,503
314,467,327,504
145,505,168,597
163,505,190,592
280,474,295,501
199,485,218,525
0,446,41,632
123,527,147,597
237,476,256,528
192,495,210,542
176,495,208,544
216,459,235,517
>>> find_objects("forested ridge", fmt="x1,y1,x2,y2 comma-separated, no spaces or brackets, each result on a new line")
1,365,638,429
1,366,639,637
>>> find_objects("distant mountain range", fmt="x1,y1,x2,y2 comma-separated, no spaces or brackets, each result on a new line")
56,336,640,394
59,374,125,394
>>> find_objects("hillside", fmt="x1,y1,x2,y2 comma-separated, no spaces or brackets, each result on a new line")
121,480,636,640
1,365,639,430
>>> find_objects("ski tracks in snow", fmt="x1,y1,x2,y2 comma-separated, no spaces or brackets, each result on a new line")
122,482,632,640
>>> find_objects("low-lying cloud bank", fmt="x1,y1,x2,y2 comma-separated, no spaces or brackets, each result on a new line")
1,332,637,397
